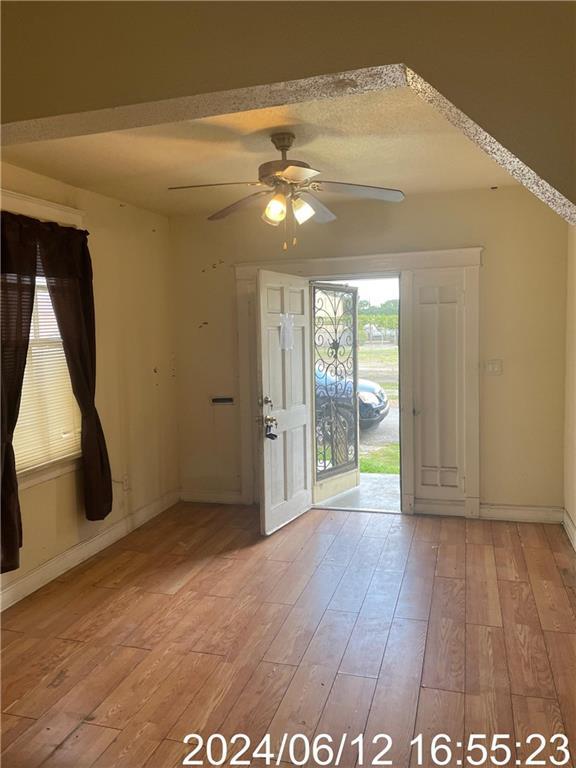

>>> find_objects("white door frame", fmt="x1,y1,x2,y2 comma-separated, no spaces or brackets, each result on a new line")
235,246,481,514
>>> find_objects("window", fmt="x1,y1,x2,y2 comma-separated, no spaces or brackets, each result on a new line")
13,277,81,472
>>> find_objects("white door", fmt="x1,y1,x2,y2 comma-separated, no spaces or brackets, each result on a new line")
410,267,479,515
257,270,313,534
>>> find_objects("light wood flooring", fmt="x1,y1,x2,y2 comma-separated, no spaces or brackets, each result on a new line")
1,504,575,767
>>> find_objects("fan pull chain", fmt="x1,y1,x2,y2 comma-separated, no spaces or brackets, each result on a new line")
281,196,298,250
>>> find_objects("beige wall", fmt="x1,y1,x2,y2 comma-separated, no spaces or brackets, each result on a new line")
566,227,576,532
172,186,567,510
1,163,179,590
2,3,574,203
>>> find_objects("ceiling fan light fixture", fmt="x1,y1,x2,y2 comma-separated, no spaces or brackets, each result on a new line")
172,131,404,240
262,192,287,225
292,197,315,225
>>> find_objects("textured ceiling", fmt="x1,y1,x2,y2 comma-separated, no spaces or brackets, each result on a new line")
2,88,517,216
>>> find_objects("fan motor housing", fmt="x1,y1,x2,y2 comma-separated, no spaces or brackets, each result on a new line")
258,159,312,187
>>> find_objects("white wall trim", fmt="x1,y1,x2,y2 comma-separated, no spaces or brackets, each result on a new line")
131,490,181,528
235,247,483,282
413,500,565,523
1,188,85,228
399,270,415,515
0,489,180,610
17,455,81,491
1,519,133,611
563,510,576,551
480,503,564,523
180,489,245,505
236,278,259,507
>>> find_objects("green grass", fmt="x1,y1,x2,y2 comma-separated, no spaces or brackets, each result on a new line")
359,443,400,474
358,345,399,365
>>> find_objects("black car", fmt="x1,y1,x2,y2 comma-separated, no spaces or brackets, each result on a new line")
315,370,390,429
357,378,391,427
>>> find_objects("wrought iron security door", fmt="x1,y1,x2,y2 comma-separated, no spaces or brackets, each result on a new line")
313,283,358,480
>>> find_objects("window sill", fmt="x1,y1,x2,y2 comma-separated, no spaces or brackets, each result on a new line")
17,454,81,490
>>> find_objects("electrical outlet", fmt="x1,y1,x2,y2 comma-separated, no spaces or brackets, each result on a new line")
122,474,130,492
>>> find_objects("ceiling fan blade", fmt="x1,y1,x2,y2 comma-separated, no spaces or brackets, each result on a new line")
299,192,337,223
313,180,404,202
276,165,321,184
168,181,262,191
207,190,272,220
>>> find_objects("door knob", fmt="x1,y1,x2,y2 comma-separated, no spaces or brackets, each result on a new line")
263,395,274,406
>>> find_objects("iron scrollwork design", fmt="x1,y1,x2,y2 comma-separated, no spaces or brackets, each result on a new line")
314,285,358,479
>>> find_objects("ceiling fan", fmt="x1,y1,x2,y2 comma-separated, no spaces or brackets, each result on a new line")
169,131,405,247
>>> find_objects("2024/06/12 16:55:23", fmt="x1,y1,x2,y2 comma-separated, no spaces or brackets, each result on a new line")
180,732,573,766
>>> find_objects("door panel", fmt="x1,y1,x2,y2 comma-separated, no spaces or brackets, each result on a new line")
291,326,306,406
413,269,466,502
258,270,312,534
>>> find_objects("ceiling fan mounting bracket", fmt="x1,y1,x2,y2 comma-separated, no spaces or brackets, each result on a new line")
270,131,295,157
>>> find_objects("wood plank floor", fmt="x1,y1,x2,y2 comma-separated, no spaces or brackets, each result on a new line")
1,504,575,767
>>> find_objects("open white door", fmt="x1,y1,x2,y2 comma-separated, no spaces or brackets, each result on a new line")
257,270,313,534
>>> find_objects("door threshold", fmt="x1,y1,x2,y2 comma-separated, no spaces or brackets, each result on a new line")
312,504,402,515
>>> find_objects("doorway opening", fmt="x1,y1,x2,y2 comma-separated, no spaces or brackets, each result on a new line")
244,251,479,534
315,276,401,513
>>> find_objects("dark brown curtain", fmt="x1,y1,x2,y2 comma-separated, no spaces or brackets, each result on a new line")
1,219,38,573
1,212,113,573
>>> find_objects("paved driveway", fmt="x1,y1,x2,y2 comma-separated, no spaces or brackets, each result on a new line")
360,405,399,449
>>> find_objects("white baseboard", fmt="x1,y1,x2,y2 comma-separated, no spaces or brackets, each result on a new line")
480,504,564,524
131,490,180,527
180,488,246,504
563,510,576,551
0,489,180,610
413,499,564,524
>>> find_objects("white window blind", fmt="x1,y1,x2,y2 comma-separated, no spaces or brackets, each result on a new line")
13,277,81,472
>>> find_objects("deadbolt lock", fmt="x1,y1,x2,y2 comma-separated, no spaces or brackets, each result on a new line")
264,414,278,441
